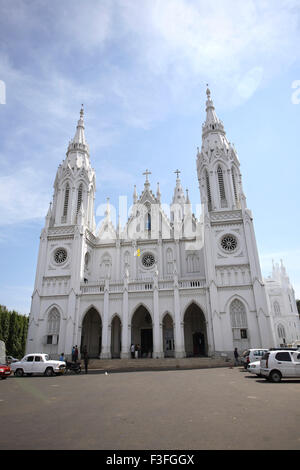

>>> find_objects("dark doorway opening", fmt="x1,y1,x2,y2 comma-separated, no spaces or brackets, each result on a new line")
141,329,153,357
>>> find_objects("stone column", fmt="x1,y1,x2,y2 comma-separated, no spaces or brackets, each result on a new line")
173,272,185,358
121,274,130,358
101,278,111,358
153,271,163,358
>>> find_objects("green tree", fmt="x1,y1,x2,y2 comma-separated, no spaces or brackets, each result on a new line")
1,306,29,358
0,306,10,344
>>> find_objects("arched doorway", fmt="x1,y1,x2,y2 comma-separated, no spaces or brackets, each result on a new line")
111,315,122,358
81,308,102,358
131,305,153,358
184,303,207,357
162,313,175,357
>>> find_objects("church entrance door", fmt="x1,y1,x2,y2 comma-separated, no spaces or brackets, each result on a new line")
111,316,121,358
81,308,102,358
193,332,205,356
141,329,153,357
162,313,175,357
184,303,207,357
131,305,153,358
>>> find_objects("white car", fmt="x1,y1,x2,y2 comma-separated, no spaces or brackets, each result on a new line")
241,349,269,369
11,353,66,377
260,349,300,383
247,360,262,377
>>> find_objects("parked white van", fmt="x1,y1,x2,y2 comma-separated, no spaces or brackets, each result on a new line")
260,349,300,382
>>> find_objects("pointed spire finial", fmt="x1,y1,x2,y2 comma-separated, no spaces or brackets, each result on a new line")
206,83,211,99
156,182,161,201
133,184,138,203
186,188,190,204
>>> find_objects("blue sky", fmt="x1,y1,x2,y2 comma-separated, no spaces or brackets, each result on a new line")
0,0,300,314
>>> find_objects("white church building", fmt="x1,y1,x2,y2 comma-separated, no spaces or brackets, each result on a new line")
26,88,300,360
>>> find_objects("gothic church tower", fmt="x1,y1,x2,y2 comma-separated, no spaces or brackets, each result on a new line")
197,87,275,354
27,108,96,355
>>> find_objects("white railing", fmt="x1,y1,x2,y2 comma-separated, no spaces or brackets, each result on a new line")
128,282,153,292
179,279,206,289
80,278,206,294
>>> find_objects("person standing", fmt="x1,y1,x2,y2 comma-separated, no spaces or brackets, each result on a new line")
234,347,239,366
74,345,79,363
130,343,135,359
71,346,75,362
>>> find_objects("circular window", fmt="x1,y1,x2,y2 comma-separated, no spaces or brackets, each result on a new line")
142,253,155,268
54,248,68,264
220,234,237,252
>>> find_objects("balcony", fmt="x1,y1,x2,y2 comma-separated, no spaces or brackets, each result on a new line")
80,278,206,294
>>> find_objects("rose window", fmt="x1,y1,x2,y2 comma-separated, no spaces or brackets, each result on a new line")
54,248,68,264
142,253,155,268
221,235,237,252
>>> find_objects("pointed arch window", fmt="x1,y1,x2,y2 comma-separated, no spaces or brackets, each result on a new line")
217,165,227,208
166,248,174,275
277,324,286,340
76,183,83,214
231,167,238,202
47,307,60,345
230,299,248,340
273,301,281,316
63,183,70,219
205,170,212,211
144,204,151,231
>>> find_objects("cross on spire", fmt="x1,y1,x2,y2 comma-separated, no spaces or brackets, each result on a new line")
143,169,152,183
174,169,181,179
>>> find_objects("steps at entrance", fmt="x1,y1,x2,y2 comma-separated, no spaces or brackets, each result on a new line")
83,356,232,372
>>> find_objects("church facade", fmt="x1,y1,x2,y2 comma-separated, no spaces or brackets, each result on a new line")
26,89,300,360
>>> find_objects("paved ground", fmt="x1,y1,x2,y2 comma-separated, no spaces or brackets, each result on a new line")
1,367,300,450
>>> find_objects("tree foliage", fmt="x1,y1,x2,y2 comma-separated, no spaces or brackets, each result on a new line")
0,305,29,358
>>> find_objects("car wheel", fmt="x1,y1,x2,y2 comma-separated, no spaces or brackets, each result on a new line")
44,367,54,377
15,368,24,377
270,370,282,383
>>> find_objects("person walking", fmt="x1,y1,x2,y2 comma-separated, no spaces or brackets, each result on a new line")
234,347,239,366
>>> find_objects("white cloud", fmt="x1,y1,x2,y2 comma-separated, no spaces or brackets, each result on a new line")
0,168,51,226
1,0,300,227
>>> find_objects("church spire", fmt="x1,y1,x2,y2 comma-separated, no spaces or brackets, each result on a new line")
202,86,226,141
73,105,86,146
197,86,243,212
172,169,185,205
67,105,89,157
